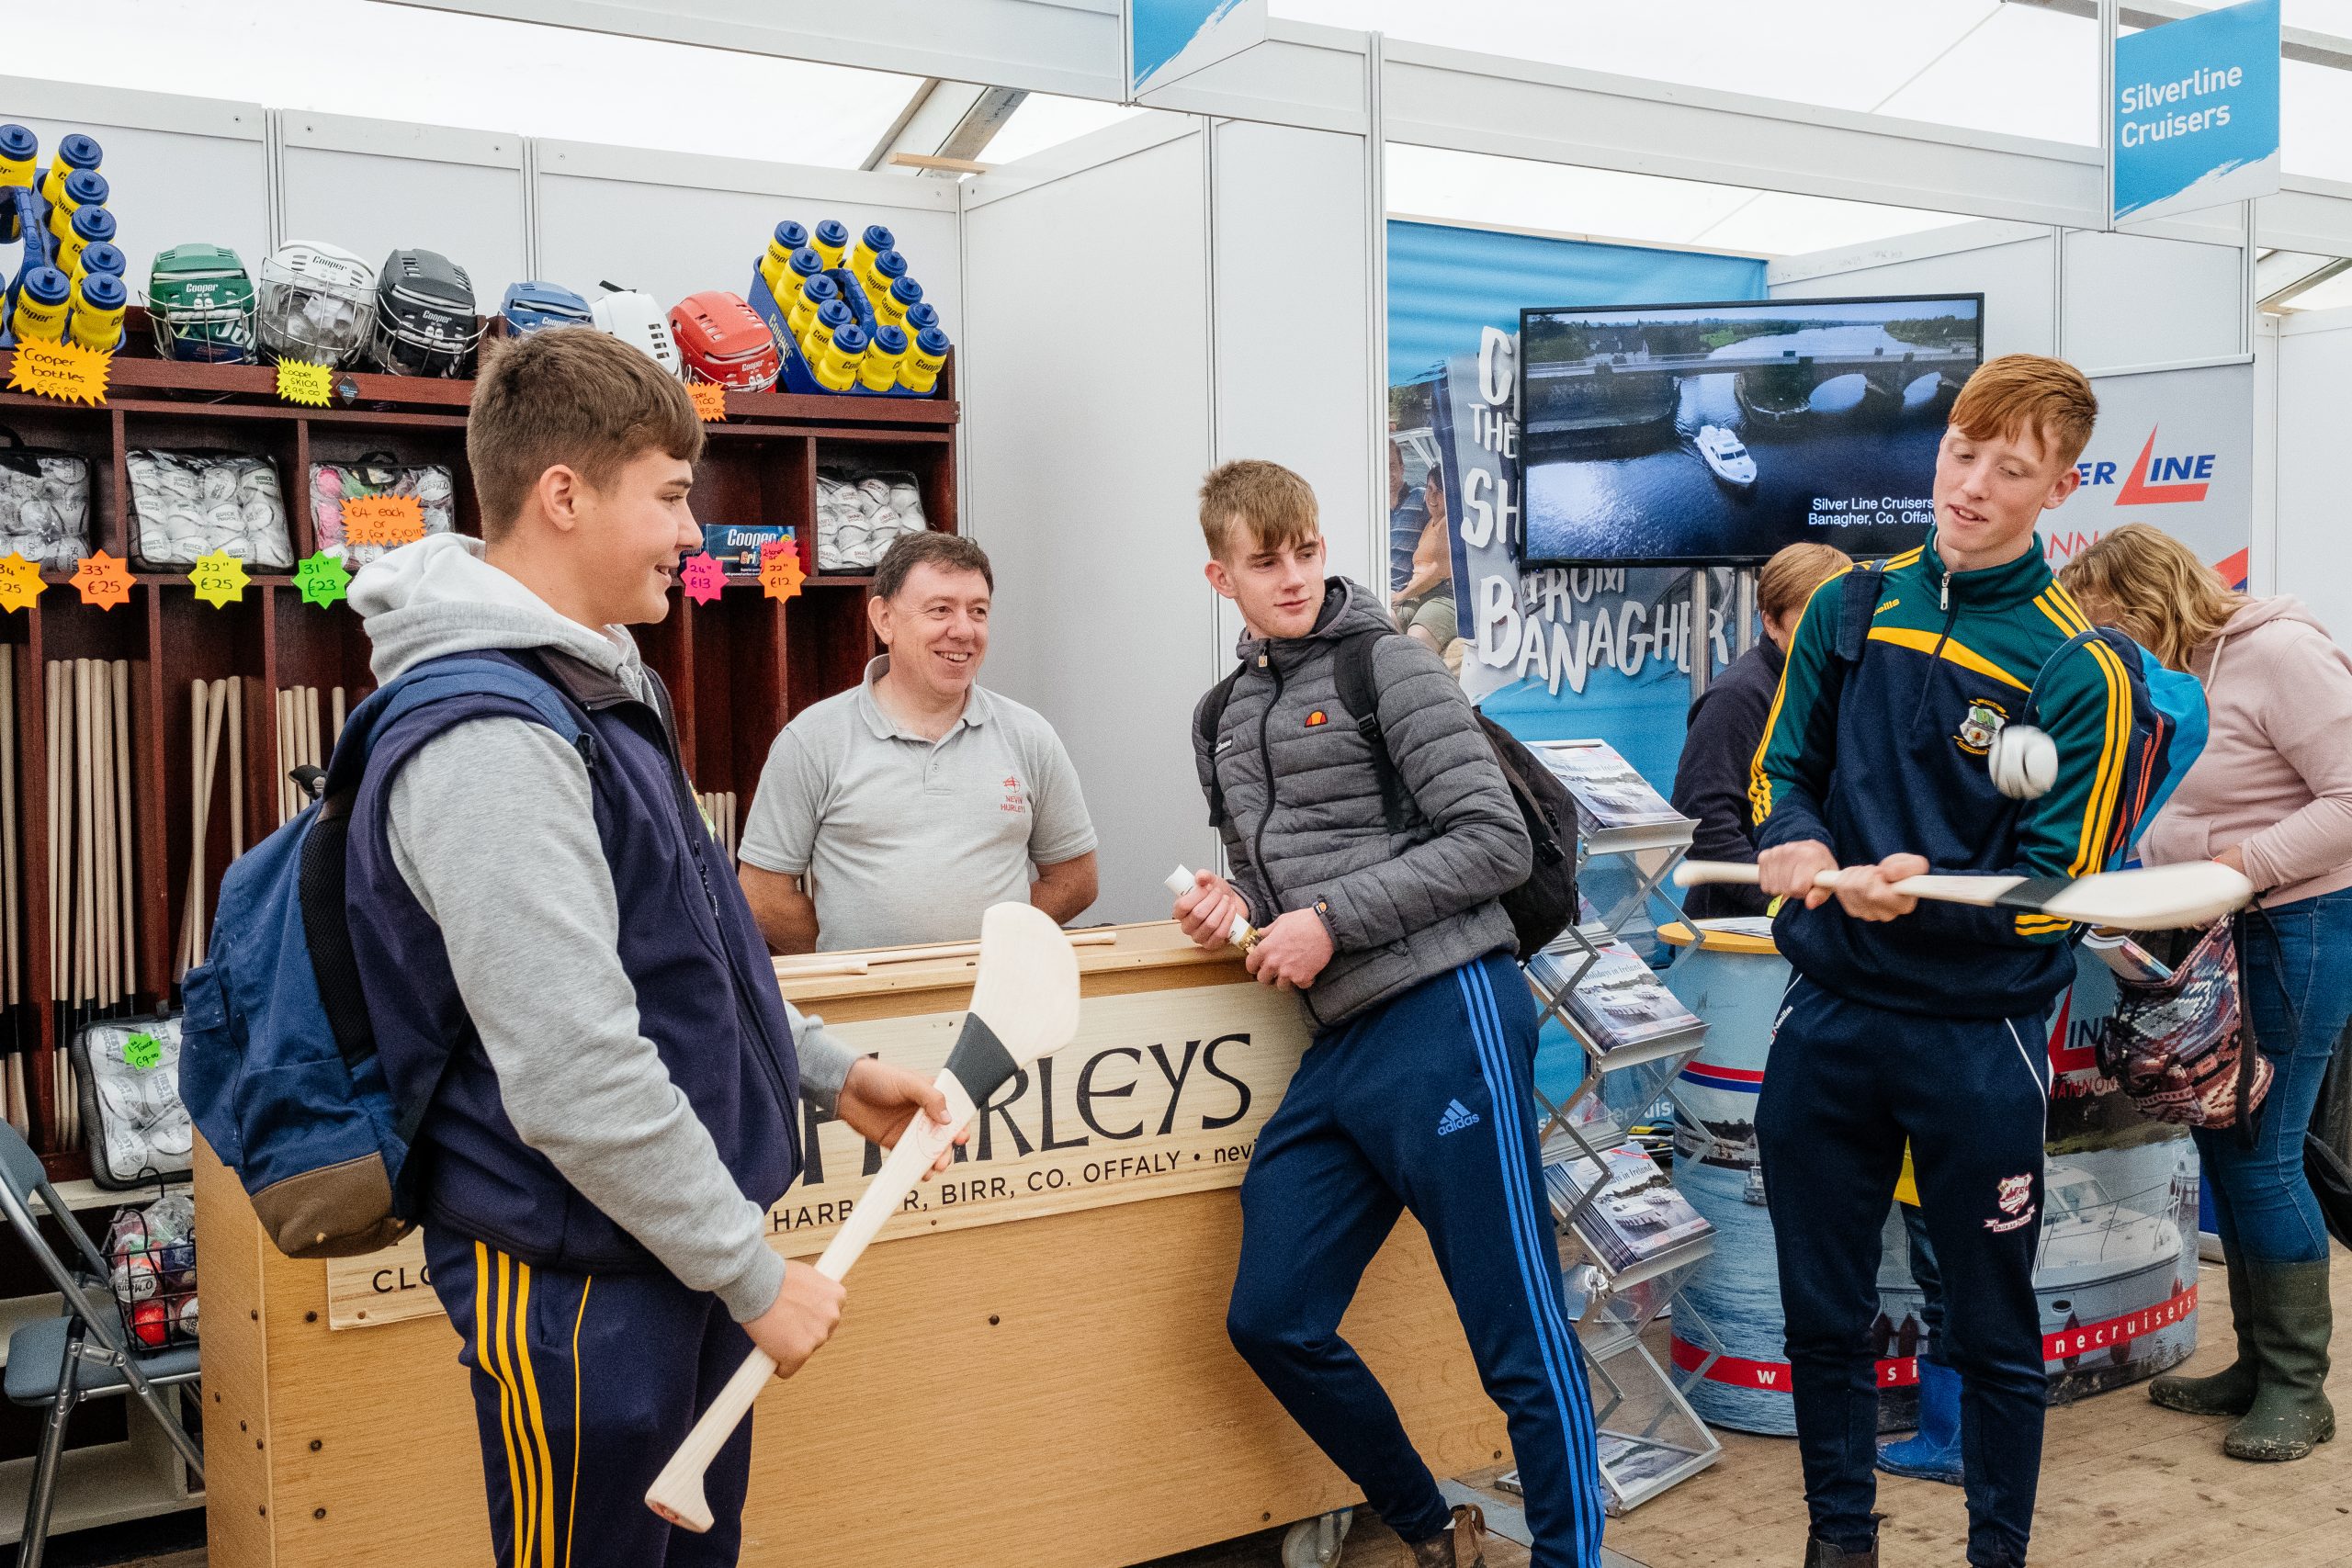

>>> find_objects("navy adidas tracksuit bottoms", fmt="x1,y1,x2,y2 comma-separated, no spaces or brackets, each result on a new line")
425,1227,757,1568
1226,953,1607,1566
1755,977,2052,1568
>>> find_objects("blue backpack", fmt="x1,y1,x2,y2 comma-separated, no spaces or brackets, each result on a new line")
1838,562,2206,867
179,656,594,1259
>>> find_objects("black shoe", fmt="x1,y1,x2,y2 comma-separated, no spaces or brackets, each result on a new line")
1803,1529,1878,1567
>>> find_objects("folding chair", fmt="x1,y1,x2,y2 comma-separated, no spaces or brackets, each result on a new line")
0,1122,203,1568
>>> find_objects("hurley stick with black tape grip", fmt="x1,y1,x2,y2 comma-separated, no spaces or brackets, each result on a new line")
646,901,1082,1533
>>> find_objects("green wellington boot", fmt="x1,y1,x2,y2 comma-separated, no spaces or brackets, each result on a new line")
2152,1252,2258,1417
2225,1258,2337,1462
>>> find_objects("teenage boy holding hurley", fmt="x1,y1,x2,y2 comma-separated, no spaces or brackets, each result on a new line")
345,327,953,1567
1172,460,1603,1568
1750,355,2137,1568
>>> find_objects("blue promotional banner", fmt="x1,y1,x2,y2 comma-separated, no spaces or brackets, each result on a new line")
1128,0,1265,98
1385,220,1765,787
2112,0,2280,224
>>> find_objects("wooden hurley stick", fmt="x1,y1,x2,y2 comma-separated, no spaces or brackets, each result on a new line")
772,929,1119,978
0,643,17,1008
304,685,322,795
227,677,243,860
180,682,204,976
276,688,294,826
74,660,94,1024
182,680,227,974
332,684,346,747
44,662,63,1033
113,660,133,998
90,666,113,1010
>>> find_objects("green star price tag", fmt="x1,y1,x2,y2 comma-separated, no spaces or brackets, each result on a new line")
122,1032,162,1070
295,550,353,608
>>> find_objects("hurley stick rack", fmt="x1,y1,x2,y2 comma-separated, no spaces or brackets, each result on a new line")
0,325,962,1179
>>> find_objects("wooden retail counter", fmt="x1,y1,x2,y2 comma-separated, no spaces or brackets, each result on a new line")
196,921,1507,1567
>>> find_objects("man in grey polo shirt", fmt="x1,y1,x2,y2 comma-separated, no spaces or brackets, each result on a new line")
738,533,1099,953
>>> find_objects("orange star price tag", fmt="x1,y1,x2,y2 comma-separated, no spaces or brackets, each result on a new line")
276,359,334,407
688,381,728,422
342,495,425,549
70,549,131,609
0,553,45,613
5,340,110,406
758,540,806,603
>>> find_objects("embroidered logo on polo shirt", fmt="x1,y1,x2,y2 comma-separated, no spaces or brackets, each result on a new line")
1001,774,1026,815
1306,710,1329,728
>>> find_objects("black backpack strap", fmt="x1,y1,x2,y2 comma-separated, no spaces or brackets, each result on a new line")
1833,562,1890,665
1196,661,1247,829
1333,628,1411,835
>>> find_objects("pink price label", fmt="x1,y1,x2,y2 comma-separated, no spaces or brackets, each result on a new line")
680,552,727,605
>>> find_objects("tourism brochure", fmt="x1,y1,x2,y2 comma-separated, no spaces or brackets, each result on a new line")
1532,739,1686,830
1530,938,1702,1054
1544,1145,1713,1273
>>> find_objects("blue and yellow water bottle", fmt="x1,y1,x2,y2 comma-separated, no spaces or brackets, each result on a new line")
67,270,127,352
858,324,909,392
901,300,940,339
45,167,107,243
850,224,894,282
810,219,850,269
813,321,868,392
36,134,100,208
758,220,811,296
69,240,125,291
0,126,37,191
874,275,923,332
899,325,951,394
788,276,840,355
800,298,854,366
54,204,116,278
9,266,74,344
863,249,908,308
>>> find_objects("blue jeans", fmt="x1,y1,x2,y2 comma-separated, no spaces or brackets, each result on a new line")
2194,887,2352,1267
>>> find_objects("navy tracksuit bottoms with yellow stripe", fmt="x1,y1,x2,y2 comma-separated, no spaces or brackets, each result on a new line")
425,1228,757,1568
1225,953,1606,1566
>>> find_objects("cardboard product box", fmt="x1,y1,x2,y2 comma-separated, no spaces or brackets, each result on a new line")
701,523,795,573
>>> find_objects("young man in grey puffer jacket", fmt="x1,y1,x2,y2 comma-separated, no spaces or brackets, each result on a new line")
1173,461,1604,1568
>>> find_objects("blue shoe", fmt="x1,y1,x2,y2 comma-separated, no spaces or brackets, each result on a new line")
1877,1358,1964,1484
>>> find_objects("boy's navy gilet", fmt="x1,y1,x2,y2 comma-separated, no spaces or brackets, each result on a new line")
184,649,798,1268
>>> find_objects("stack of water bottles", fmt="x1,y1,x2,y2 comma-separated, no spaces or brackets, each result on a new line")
751,219,954,397
1,126,130,355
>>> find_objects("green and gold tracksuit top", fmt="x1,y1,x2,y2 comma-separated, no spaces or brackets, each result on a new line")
1750,532,2138,1017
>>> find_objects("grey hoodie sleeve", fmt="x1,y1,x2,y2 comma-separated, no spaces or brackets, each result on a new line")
1306,634,1532,952
385,716,786,1324
782,1000,857,1116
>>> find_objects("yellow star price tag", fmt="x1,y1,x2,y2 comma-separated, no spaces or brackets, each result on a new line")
5,340,110,406
188,549,250,608
0,553,45,613
276,359,335,407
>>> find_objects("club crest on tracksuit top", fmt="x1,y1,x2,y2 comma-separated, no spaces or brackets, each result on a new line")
1749,535,2139,1018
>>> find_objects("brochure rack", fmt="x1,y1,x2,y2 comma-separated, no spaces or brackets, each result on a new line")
1512,742,1722,1515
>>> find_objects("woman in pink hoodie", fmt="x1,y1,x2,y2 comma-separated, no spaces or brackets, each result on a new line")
2062,523,2352,1465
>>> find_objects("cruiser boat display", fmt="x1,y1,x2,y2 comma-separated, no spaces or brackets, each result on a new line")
1694,424,1758,491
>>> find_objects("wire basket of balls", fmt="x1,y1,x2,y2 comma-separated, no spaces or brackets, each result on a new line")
103,1185,198,1352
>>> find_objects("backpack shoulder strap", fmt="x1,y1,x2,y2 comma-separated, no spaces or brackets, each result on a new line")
1196,660,1249,830
325,654,596,796
1333,627,1410,835
1832,563,1889,665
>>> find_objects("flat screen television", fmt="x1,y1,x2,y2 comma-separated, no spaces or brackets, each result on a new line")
1514,293,1984,566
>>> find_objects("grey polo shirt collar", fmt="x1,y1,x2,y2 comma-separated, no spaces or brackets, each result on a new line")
855,655,994,742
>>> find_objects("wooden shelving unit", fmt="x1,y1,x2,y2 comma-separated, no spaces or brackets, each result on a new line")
0,323,959,1181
